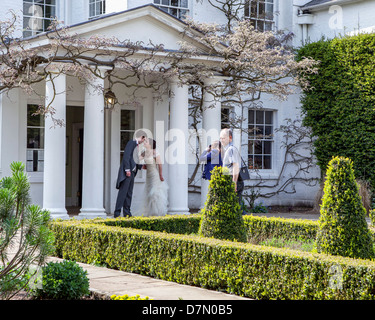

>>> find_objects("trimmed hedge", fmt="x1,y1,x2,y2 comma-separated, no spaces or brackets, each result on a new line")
51,219,375,300
101,214,319,242
244,215,318,242
102,214,201,235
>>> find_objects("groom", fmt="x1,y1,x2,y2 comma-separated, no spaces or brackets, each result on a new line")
114,130,147,218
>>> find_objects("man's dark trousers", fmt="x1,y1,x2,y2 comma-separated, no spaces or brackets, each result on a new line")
236,179,244,205
233,178,245,215
114,171,135,218
115,139,139,218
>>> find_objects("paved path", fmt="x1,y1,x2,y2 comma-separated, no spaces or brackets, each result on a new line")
46,256,251,300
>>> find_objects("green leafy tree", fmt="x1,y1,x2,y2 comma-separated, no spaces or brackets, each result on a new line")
297,34,375,188
0,162,55,299
315,156,374,259
199,166,247,242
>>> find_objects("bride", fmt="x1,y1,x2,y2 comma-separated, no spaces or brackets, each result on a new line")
137,138,169,216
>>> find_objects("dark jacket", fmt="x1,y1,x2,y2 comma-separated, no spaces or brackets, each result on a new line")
116,140,142,189
200,149,222,180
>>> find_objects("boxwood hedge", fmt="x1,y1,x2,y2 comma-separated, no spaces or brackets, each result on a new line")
51,215,375,300
101,214,319,241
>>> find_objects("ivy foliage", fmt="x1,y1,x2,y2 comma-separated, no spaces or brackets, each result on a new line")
198,166,247,242
297,34,375,187
315,156,374,259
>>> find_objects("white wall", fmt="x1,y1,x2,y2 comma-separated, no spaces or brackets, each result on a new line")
294,0,375,46
0,0,23,38
252,90,321,207
106,0,128,14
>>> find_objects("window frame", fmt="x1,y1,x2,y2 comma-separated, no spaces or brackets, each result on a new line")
22,0,57,38
120,109,136,164
116,104,144,182
248,109,274,170
221,106,233,130
89,0,106,20
244,0,274,32
153,0,189,19
26,104,45,173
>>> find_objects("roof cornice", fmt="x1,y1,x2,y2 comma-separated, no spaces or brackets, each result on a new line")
302,0,364,12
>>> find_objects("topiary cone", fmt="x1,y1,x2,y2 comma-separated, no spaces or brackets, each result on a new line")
315,156,374,259
198,166,247,242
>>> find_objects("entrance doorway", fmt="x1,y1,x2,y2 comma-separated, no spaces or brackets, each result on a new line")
66,106,84,213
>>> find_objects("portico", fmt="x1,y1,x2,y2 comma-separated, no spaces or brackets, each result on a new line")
0,5,226,219
40,71,223,219
22,7,228,219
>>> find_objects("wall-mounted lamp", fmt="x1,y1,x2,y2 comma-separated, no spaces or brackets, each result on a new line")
104,89,117,110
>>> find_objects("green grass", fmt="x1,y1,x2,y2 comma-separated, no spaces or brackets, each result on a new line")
252,236,375,254
249,236,315,252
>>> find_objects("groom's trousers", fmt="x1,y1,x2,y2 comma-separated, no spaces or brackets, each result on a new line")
114,172,135,218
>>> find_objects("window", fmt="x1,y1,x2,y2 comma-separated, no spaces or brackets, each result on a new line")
89,0,106,19
154,0,188,19
248,109,273,169
120,109,136,163
244,0,274,31
26,104,45,172
221,107,231,129
23,0,56,38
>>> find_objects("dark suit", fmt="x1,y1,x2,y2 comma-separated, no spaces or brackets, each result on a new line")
114,140,142,217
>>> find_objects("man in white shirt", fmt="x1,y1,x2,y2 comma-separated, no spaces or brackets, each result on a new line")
220,128,244,206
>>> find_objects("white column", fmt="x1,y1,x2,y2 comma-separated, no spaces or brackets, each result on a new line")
200,77,222,208
167,78,189,215
79,72,107,219
43,73,69,219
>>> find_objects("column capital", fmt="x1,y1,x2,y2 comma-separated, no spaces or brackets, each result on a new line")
43,62,66,74
168,75,190,86
203,75,230,86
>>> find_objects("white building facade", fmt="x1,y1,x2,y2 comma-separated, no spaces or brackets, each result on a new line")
0,0,373,219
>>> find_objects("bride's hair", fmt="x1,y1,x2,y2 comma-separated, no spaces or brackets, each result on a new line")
149,138,156,150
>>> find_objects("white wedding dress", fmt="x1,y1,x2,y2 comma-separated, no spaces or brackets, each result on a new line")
137,152,169,217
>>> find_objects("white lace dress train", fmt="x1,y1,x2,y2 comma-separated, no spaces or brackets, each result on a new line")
137,155,169,216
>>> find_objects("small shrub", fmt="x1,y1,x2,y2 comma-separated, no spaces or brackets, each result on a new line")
30,260,90,300
315,156,375,259
251,202,268,213
198,166,247,242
